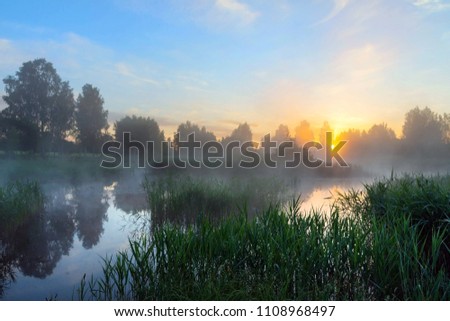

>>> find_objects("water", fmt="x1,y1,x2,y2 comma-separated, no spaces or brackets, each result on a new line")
0,174,368,300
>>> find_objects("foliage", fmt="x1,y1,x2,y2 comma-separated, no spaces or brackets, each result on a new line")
143,175,283,226
2,58,75,150
78,175,450,301
0,181,44,235
115,115,164,146
75,84,109,153
221,122,253,145
173,121,216,150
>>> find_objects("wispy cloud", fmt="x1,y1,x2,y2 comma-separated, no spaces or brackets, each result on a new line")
214,0,259,25
115,63,160,86
316,0,351,24
411,0,450,12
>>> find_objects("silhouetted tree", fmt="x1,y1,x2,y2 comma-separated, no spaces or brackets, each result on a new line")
115,115,164,149
222,122,252,145
400,107,450,161
336,128,363,160
294,120,314,147
75,84,109,153
273,124,291,143
444,113,450,144
362,123,398,158
319,121,333,147
0,115,39,152
402,107,446,147
2,58,75,151
173,121,216,150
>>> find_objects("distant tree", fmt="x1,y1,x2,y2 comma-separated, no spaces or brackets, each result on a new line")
362,123,398,157
444,113,450,144
336,128,363,159
2,58,75,150
222,122,252,145
173,121,216,150
402,107,446,147
115,115,164,146
367,123,396,142
273,124,291,144
75,84,109,153
319,121,333,146
294,120,314,147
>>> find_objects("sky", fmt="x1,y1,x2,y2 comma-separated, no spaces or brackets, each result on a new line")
0,0,450,139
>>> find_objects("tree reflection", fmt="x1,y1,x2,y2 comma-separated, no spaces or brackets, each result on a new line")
73,184,109,249
0,182,111,298
113,178,148,215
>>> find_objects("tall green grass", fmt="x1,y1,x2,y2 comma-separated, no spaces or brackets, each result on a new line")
77,175,450,301
143,175,284,226
338,174,450,276
0,181,44,235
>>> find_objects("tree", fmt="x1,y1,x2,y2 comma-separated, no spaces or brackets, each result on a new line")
173,121,216,150
273,124,291,144
222,122,252,145
402,107,446,146
2,58,75,150
115,115,164,145
75,84,109,153
319,121,333,146
336,128,363,159
0,114,39,152
294,120,314,147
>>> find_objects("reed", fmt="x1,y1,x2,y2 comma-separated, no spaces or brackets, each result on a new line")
0,181,44,235
77,175,450,300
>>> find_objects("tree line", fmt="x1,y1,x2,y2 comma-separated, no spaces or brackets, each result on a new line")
1,58,449,159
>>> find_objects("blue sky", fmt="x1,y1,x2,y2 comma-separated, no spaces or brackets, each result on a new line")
1,0,450,139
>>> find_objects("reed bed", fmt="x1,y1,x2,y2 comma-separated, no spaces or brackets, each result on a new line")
0,181,44,235
77,175,450,301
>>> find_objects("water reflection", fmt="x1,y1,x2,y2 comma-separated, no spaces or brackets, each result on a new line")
0,181,114,299
73,184,109,249
0,174,369,300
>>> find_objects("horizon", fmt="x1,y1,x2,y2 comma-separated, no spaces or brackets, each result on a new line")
1,0,450,139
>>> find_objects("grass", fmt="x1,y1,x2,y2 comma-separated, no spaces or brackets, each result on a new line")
143,175,285,226
0,180,44,235
77,174,450,301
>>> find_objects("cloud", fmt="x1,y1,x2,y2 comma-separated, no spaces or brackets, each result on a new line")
411,0,450,12
115,0,259,29
316,0,350,24
214,0,259,25
115,63,160,86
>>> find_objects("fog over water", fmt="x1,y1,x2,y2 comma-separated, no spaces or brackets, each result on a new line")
1,150,448,300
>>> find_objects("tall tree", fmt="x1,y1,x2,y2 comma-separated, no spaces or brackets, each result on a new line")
2,58,75,149
75,84,109,153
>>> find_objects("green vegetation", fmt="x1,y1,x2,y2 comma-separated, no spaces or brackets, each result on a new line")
77,175,450,300
143,175,284,225
0,181,44,235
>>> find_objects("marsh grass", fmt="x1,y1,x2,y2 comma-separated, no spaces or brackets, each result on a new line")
338,174,450,276
0,181,44,235
78,175,450,301
143,175,284,226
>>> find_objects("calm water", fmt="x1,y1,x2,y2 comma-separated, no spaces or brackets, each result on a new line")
0,175,367,300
